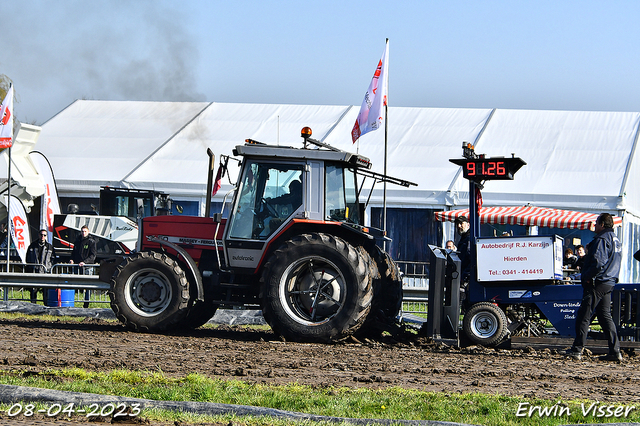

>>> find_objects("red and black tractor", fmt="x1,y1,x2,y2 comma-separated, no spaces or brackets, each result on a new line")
100,128,416,343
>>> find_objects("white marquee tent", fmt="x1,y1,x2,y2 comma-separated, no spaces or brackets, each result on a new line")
19,100,640,281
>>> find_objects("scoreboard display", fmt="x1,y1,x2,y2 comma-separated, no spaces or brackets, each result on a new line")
450,157,526,182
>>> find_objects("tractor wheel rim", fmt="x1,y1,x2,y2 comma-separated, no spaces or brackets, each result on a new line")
124,268,173,317
279,255,347,326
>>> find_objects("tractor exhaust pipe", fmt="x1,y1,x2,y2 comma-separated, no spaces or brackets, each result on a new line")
205,148,215,218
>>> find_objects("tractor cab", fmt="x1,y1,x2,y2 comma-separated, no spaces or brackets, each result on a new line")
227,160,305,241
226,153,362,241
222,128,402,271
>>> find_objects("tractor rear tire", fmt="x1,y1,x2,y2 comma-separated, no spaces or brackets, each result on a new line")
108,251,190,332
261,233,373,343
374,248,403,323
355,247,403,338
463,302,509,347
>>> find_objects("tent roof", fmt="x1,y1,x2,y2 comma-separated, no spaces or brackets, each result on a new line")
435,206,623,230
30,100,640,215
447,109,640,212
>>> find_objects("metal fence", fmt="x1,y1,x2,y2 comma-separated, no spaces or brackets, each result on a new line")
0,262,110,306
0,262,101,275
396,260,429,315
0,259,432,313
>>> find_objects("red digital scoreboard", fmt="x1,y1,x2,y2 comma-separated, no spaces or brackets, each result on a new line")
450,157,526,182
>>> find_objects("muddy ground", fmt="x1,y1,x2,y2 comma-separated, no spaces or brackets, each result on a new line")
1,315,639,408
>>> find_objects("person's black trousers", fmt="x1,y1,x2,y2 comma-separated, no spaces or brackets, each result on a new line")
573,281,620,354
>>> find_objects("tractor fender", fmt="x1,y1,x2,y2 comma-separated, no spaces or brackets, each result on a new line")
147,236,204,302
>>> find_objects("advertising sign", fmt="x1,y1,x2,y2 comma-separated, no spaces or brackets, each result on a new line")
30,151,61,244
5,195,30,263
476,235,563,282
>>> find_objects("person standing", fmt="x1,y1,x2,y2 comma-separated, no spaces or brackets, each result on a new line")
70,225,97,268
455,216,472,284
566,213,622,362
70,225,97,307
454,216,473,307
26,229,56,303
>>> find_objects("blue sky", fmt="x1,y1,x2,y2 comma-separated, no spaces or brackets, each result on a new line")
2,0,640,125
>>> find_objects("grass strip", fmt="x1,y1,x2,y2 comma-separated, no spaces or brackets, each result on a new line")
0,368,638,425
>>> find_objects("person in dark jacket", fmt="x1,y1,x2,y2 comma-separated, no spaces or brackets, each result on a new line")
566,213,622,362
455,216,472,284
574,244,587,270
26,229,56,303
70,225,97,268
70,225,97,307
455,216,473,307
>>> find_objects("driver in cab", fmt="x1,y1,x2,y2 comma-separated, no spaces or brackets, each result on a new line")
259,180,303,237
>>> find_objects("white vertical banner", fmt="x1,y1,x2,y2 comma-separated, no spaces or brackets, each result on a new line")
6,195,30,263
29,151,61,243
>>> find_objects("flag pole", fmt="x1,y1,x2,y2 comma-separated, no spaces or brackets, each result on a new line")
351,39,389,245
383,103,388,250
2,143,8,300
382,38,389,251
4,84,12,292
6,144,11,271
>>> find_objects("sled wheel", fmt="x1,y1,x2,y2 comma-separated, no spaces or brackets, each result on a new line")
108,251,190,332
261,233,373,343
463,302,509,347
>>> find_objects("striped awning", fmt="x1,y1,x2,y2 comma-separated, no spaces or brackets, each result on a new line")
434,206,623,230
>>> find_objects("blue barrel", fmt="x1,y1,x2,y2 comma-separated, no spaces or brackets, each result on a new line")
46,289,75,307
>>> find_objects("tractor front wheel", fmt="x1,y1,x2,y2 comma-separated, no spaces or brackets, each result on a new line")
108,251,190,332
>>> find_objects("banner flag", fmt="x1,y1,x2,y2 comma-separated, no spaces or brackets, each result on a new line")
6,195,30,263
475,186,483,217
351,40,389,143
0,86,14,150
30,151,62,244
211,165,223,197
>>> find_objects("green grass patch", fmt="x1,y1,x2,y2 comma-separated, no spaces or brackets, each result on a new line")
2,288,110,309
402,302,428,318
0,311,116,323
0,368,638,425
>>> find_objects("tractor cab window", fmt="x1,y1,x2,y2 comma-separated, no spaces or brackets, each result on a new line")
101,193,152,220
228,161,304,240
325,164,360,225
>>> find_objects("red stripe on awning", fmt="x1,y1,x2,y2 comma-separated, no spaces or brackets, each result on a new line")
435,206,622,230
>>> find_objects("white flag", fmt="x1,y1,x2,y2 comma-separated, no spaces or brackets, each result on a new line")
0,86,14,150
352,40,389,143
30,151,62,244
7,195,30,263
